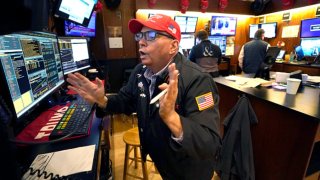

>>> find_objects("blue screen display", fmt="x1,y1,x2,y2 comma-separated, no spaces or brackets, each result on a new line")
300,38,320,57
300,18,320,38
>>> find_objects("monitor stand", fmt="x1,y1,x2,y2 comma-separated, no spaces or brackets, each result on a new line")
254,66,270,80
310,54,320,67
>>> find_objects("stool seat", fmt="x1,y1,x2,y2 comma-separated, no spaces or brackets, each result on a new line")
123,127,140,146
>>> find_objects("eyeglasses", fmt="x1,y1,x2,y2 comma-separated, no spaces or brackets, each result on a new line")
135,31,174,41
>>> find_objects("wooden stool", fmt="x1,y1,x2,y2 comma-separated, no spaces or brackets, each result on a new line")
123,127,148,180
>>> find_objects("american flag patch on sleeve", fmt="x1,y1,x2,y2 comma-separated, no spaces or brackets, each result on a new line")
195,92,214,111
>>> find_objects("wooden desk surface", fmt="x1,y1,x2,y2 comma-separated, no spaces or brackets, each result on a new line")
214,77,320,120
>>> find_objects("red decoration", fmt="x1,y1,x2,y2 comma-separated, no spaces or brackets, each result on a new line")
94,1,103,12
308,0,317,4
281,0,294,10
219,0,228,12
200,0,209,13
148,0,157,8
180,0,189,14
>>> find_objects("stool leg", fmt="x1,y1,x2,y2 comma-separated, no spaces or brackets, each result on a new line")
134,147,138,169
123,144,130,180
131,114,135,127
141,159,148,180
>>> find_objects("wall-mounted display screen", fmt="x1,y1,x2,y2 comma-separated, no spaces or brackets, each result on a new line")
174,16,198,33
261,23,277,38
64,11,96,37
208,36,227,55
180,34,195,50
300,18,320,38
249,24,259,38
54,0,96,26
300,38,320,57
210,16,237,36
249,22,277,38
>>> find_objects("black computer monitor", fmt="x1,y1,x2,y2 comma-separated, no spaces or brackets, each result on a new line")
265,46,281,65
54,0,96,26
0,32,65,125
57,37,91,75
255,46,281,80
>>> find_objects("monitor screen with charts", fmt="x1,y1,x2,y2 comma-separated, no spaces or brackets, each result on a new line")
58,37,91,75
0,32,65,121
208,36,227,55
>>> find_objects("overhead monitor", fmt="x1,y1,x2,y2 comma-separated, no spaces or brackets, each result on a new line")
249,24,259,38
300,18,320,38
58,37,91,75
0,32,65,120
174,16,198,33
210,16,237,36
179,34,195,57
300,38,320,57
208,36,227,55
54,0,96,26
249,22,277,38
179,34,195,50
64,11,97,37
261,22,277,38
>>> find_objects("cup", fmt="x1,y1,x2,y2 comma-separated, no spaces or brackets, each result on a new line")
286,78,301,95
301,74,308,84
275,72,290,83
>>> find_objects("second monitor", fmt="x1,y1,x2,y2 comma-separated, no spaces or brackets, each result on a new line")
58,37,91,75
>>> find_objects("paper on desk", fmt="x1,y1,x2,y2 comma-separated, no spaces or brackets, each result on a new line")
22,145,95,179
307,76,320,83
225,76,271,88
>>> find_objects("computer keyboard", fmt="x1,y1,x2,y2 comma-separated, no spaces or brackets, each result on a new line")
49,98,94,140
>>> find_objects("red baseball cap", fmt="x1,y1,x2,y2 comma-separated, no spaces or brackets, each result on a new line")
128,14,181,42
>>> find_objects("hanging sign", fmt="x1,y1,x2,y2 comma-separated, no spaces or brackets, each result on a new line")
282,12,291,21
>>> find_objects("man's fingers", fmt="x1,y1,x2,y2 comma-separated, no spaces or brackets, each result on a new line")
96,78,103,89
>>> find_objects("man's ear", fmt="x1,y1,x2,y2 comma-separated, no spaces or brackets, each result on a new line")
169,40,180,54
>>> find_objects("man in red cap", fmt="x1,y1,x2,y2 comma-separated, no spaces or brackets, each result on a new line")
67,14,221,179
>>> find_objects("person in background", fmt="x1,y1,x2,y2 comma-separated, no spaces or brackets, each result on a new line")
188,29,222,78
238,28,270,77
67,14,221,179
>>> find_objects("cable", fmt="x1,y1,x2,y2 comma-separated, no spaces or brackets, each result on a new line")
24,167,67,179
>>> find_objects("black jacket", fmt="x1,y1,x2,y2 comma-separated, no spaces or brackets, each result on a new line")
97,53,221,179
189,40,222,74
218,96,258,180
243,39,268,74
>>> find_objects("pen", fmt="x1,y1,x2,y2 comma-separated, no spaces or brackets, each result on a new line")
150,88,168,104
